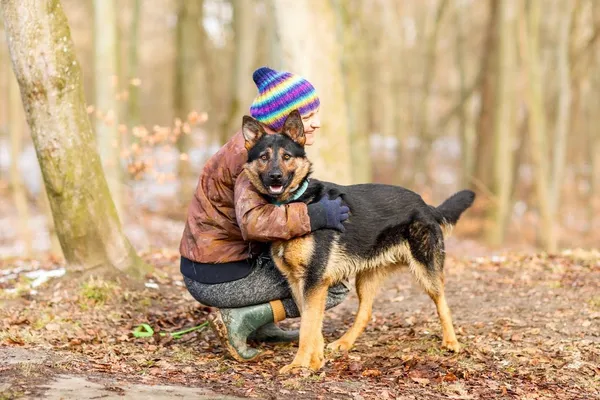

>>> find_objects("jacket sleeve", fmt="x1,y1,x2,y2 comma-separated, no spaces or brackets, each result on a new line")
234,170,311,242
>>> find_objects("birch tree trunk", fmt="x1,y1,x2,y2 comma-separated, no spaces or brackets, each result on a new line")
372,0,402,184
1,0,150,278
548,0,573,251
412,0,448,188
266,3,282,69
94,0,122,218
223,0,259,142
487,0,517,246
335,0,371,183
8,68,32,256
472,0,499,193
588,40,600,233
127,0,141,128
271,0,352,184
174,0,207,202
454,0,476,188
520,0,553,252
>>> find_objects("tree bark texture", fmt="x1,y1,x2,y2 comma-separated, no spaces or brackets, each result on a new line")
1,0,150,278
472,0,500,193
270,0,353,184
8,67,33,256
174,0,207,202
93,0,122,217
334,0,371,183
520,0,554,252
487,0,517,246
223,0,259,142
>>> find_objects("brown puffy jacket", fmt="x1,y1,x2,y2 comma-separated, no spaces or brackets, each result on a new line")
179,131,311,263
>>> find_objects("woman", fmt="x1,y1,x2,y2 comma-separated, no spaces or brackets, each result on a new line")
179,67,349,362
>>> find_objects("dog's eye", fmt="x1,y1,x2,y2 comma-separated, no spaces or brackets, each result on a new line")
260,154,268,161
283,154,291,161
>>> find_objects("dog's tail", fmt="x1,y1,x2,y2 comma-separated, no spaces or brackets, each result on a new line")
430,190,475,237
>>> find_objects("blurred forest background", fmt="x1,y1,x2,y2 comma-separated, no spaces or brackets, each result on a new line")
0,0,599,263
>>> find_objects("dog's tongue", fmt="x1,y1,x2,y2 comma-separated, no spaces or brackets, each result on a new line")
269,185,283,194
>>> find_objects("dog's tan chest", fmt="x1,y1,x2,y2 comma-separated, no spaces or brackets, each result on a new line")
271,236,315,280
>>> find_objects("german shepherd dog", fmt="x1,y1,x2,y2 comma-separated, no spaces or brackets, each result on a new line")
242,110,475,374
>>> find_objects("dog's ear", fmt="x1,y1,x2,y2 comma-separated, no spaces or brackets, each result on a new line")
282,110,305,146
242,116,266,151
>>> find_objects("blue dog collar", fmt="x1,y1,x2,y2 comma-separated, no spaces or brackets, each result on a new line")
272,179,309,206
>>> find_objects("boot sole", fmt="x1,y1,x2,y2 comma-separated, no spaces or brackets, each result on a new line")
209,312,262,363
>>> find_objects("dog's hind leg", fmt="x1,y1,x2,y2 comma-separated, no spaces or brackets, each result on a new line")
407,221,461,352
428,277,460,352
409,257,460,352
327,268,388,352
279,283,329,374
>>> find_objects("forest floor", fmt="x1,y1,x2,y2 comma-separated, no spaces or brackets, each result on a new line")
0,243,599,400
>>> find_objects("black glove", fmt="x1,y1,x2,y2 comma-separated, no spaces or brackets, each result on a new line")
307,195,350,232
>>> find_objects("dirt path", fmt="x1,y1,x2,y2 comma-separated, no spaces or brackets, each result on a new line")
1,248,598,399
1,347,244,399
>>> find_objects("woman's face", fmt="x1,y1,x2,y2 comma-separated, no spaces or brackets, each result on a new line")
301,108,321,146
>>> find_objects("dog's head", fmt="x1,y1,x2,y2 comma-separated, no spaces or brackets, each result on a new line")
242,110,312,202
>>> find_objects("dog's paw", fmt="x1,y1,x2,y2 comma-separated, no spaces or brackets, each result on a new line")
279,363,309,375
442,340,461,353
309,352,325,371
327,339,353,352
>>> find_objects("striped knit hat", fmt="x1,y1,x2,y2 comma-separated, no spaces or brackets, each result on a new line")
249,67,320,132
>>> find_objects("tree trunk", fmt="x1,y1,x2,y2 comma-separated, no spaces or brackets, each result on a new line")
222,0,259,143
1,0,150,278
520,0,553,252
127,0,141,128
588,17,600,234
0,19,4,184
38,187,63,257
412,0,449,188
589,110,600,233
454,0,476,188
8,68,33,256
587,102,599,233
270,0,353,184
486,0,517,246
174,0,207,203
334,0,371,183
94,0,122,218
472,0,499,193
372,0,402,185
266,3,282,69
548,0,573,251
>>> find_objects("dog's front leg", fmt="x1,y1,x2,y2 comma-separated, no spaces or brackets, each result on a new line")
279,284,328,374
328,268,387,352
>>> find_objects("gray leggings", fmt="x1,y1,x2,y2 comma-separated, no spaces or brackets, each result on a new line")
184,256,349,319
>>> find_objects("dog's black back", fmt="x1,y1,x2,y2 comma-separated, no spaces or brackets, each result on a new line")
243,112,474,292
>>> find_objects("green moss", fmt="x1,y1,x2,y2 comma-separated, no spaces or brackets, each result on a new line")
588,296,600,310
0,390,25,400
50,75,67,93
234,377,245,387
171,348,195,363
79,278,117,305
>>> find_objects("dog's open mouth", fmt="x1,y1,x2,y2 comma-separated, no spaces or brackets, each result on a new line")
268,185,284,195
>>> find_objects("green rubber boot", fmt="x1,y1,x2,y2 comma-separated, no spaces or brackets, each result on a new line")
248,323,299,344
209,303,276,362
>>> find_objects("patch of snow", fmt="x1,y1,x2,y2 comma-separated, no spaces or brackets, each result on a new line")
25,268,66,288
145,282,159,289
